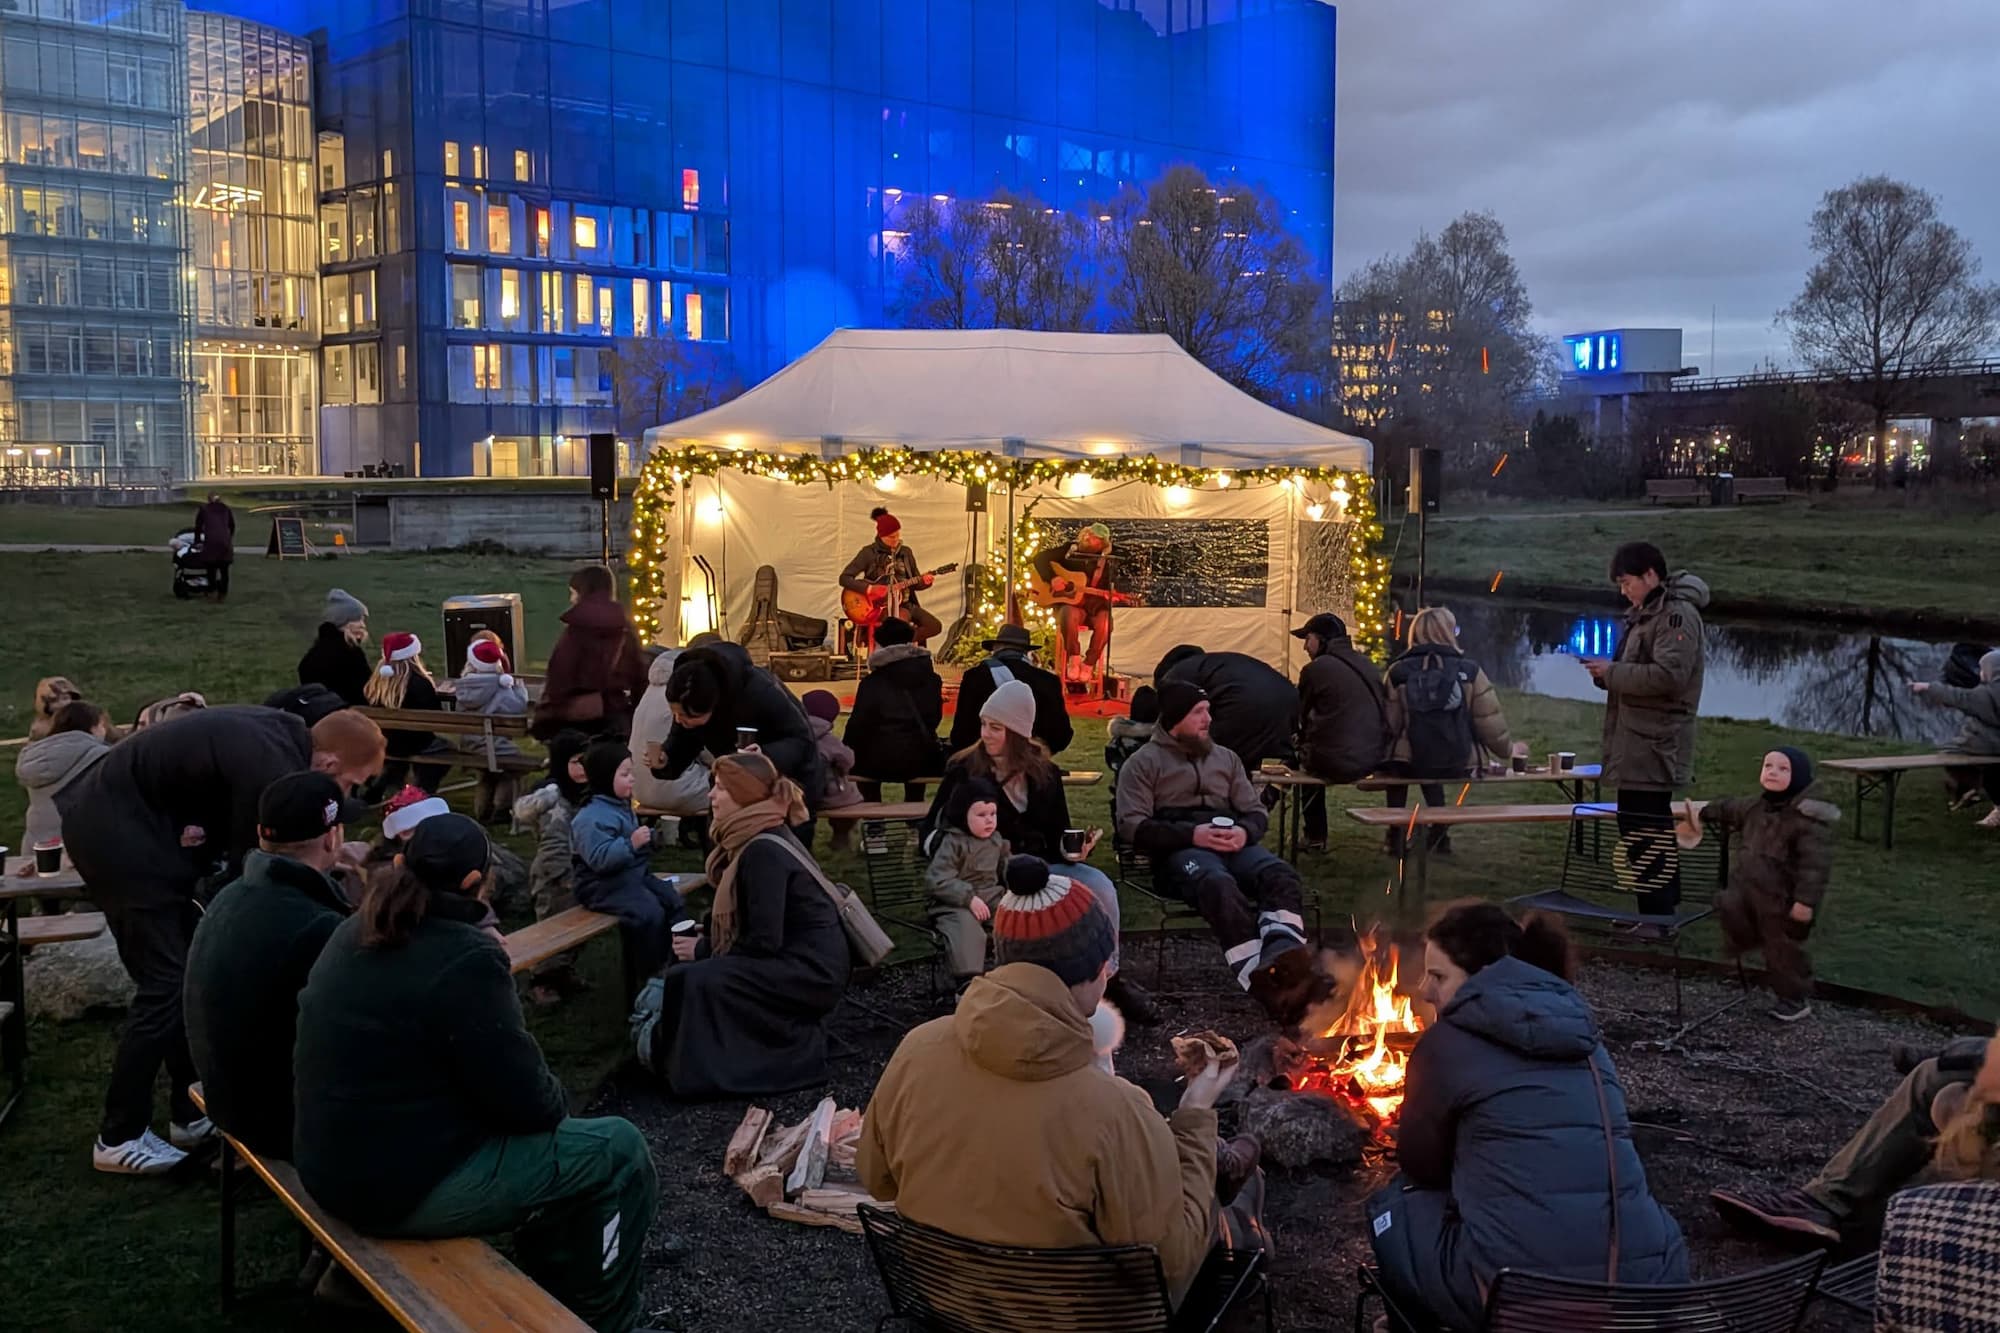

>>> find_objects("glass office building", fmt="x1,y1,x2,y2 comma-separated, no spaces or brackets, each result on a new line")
186,10,319,476
181,0,1339,477
0,0,194,485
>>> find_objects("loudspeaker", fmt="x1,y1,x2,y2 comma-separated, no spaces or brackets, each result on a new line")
589,433,617,499
441,594,525,680
1408,446,1442,515
964,479,987,512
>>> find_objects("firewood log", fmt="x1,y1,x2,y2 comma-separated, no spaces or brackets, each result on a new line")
732,1164,785,1209
755,1117,812,1175
722,1106,773,1176
785,1097,838,1196
767,1200,865,1235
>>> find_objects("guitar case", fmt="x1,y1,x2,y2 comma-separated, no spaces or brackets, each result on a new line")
738,564,828,666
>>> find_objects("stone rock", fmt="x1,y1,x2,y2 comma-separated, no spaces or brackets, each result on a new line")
1237,1083,1372,1171
25,931,134,1022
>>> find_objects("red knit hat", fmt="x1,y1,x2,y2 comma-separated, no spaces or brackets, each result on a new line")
379,631,422,676
872,507,901,539
992,855,1115,986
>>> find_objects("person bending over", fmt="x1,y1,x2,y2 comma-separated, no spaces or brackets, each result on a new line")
653,638,825,821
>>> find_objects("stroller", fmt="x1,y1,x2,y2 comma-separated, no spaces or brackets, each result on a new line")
170,529,216,600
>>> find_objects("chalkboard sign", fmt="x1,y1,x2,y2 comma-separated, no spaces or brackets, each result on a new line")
265,516,307,559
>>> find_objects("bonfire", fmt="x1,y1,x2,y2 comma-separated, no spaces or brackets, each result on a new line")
1294,934,1426,1124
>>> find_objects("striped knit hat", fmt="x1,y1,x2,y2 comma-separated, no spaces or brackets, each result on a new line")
992,855,1114,987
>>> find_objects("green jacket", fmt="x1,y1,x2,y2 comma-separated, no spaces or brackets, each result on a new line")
1700,791,1839,911
294,894,568,1229
184,851,350,1159
924,828,1011,911
1600,572,1709,791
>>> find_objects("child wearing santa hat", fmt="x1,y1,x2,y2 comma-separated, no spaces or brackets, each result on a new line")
363,631,449,792
456,631,530,822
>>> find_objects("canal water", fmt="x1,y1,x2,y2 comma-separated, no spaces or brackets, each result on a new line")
1437,599,1987,745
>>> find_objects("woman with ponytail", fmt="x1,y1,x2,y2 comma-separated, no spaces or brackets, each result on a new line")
1368,901,1686,1330
364,631,449,792
633,751,849,1099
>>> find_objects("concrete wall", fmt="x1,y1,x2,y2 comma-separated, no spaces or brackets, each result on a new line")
386,493,635,557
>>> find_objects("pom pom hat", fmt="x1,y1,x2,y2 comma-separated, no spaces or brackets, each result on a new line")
378,631,422,677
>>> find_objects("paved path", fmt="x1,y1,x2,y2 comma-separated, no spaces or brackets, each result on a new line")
1430,507,1735,523
0,542,373,553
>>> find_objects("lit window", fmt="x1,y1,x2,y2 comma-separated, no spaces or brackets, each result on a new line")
686,291,703,341
451,200,471,251
381,149,394,178
395,342,407,389
499,270,520,321
596,280,613,336
471,145,486,179
681,168,700,208
486,203,511,254
534,208,550,258
573,214,597,249
474,344,501,391
574,274,593,328
513,149,530,183
632,279,650,337
443,141,460,176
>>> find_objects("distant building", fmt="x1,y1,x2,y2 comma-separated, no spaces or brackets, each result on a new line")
1553,327,1693,443
1332,302,1449,430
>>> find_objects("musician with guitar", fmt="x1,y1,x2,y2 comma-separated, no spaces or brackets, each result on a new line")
838,508,947,646
1029,523,1130,683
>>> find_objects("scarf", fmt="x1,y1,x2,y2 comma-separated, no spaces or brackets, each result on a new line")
703,779,806,955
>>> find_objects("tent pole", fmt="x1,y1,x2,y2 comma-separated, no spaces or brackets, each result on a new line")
1003,464,1017,626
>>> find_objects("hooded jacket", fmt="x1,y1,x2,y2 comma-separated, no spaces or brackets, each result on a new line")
856,963,1218,1302
1159,650,1300,768
629,649,710,812
1600,572,1710,791
56,706,314,909
1395,956,1688,1324
655,640,824,806
298,623,373,707
1296,635,1391,781
1920,671,2000,756
951,651,1073,756
810,716,862,808
1114,725,1269,856
15,728,109,849
846,642,946,782
453,663,528,719
1699,790,1839,912
533,593,648,739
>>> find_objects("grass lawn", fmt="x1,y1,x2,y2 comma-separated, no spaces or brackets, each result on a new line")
1391,495,2000,625
0,503,347,550
3,547,1996,1330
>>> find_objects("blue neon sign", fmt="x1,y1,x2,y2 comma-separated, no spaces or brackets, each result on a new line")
1567,333,1622,375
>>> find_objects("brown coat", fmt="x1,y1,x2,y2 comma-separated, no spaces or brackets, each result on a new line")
1382,646,1512,770
533,594,647,739
1600,572,1709,791
856,963,1217,1301
1698,791,1839,912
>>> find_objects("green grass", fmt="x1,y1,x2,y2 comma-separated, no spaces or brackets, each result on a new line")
4,546,1998,1330
1395,495,2000,624
0,503,347,549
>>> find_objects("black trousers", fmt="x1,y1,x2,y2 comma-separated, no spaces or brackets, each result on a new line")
208,561,231,598
100,898,202,1143
1615,787,1682,914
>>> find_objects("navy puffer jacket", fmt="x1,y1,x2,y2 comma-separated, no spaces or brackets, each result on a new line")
1394,956,1686,1320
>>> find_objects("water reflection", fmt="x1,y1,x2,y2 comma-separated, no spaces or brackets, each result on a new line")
1437,599,1968,744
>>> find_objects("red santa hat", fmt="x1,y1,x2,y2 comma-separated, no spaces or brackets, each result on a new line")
379,631,422,677
466,636,514,688
381,784,451,839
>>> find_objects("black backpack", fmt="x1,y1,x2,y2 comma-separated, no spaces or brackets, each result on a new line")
1400,652,1477,776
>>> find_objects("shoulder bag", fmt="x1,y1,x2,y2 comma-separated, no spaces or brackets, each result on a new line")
752,832,895,967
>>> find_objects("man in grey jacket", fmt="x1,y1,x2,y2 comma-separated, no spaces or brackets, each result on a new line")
1912,647,2000,827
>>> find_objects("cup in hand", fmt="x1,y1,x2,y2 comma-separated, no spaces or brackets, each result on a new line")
1061,828,1086,857
671,919,700,936
1210,816,1236,830
735,726,758,751
34,838,63,875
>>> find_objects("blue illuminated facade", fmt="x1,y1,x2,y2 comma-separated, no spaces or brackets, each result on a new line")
194,0,1337,477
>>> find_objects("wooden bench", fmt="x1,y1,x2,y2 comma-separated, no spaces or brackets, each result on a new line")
504,876,706,987
1732,476,1789,503
1645,477,1706,505
1259,764,1606,858
356,707,539,776
1063,769,1103,787
17,912,105,946
191,1087,589,1331
0,867,88,900
1822,753,2000,848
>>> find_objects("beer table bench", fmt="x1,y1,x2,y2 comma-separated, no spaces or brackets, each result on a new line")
1255,764,1603,859
1821,753,2000,849
355,707,540,776
0,867,92,1127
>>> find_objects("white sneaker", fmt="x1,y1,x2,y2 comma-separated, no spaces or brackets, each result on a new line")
93,1129,189,1176
1978,807,2000,830
170,1117,216,1150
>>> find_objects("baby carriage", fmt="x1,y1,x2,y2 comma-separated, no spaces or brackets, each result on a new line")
170,529,216,600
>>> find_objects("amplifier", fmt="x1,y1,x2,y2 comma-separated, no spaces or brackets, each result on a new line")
769,651,834,683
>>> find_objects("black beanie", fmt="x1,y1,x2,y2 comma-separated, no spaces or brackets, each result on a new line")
1765,746,1814,802
945,776,1003,835
1157,680,1206,731
873,616,915,648
546,728,592,802
580,739,630,797
1127,685,1159,725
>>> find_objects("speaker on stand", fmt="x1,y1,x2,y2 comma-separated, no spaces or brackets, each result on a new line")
590,432,617,568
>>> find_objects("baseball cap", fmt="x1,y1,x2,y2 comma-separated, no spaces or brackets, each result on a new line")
258,772,369,843
403,813,493,893
1290,612,1348,641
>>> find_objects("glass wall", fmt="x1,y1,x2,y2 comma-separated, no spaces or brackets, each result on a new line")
0,0,194,482
186,11,319,476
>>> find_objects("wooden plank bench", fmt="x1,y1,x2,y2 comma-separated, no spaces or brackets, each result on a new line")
1822,753,2000,848
502,873,707,975
1732,476,1789,503
190,1086,589,1331
17,912,105,946
0,867,89,901
1645,477,1706,505
1260,764,1606,858
356,707,539,776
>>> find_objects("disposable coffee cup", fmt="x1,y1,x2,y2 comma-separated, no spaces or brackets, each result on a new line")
1557,752,1576,772
1210,816,1236,830
1546,752,1562,775
34,838,63,875
671,920,700,936
1061,828,1086,857
735,726,758,749
1510,753,1527,773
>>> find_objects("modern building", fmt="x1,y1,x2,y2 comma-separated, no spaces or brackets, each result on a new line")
0,0,195,486
195,0,1338,478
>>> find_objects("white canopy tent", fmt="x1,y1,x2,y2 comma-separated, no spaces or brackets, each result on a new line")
636,329,1375,677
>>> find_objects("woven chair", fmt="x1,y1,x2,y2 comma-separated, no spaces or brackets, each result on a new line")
858,817,950,1001
859,1204,1271,1333
1876,1179,2000,1332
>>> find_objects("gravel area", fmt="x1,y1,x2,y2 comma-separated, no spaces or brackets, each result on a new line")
594,941,1965,1332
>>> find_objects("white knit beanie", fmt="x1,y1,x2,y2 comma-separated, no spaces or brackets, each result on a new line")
981,679,1037,741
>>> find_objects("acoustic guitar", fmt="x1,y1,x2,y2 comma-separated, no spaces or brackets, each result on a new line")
841,563,959,628
1027,560,1138,610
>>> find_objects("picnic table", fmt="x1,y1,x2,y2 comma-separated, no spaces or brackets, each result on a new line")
1821,753,2000,849
1,866,92,1127
1254,763,1603,860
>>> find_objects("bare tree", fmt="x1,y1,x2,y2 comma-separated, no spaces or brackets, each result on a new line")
980,190,1096,332
892,195,994,330
1781,176,2000,487
607,337,742,436
1099,165,1328,398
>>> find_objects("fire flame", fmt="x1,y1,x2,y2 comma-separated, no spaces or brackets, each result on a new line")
1303,939,1424,1121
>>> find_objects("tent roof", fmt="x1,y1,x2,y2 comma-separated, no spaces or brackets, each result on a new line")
640,328,1371,471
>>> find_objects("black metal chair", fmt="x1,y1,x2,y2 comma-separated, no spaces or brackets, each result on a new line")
859,817,951,1001
860,1204,1272,1333
1106,751,1220,984
1357,1249,1827,1333
1812,1253,1877,1317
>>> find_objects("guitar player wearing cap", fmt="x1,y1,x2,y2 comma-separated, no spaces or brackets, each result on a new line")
1030,524,1126,683
838,507,943,646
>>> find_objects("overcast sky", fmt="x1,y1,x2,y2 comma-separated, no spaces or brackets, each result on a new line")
1331,0,2000,377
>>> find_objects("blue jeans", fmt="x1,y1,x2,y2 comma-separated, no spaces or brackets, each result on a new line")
1153,843,1305,985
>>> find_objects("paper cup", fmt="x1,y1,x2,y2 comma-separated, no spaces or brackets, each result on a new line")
34,838,63,875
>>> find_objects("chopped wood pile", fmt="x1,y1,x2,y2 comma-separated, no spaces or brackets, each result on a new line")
722,1098,889,1235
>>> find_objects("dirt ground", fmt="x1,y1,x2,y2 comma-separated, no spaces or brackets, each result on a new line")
596,941,1959,1332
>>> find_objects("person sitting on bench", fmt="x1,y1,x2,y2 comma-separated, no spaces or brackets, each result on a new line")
364,631,450,794
1711,1033,1997,1244
1911,648,2000,829
571,741,689,985
184,772,364,1160
845,615,947,801
294,813,661,1333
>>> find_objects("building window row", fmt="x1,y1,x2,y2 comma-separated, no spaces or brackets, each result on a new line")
2,317,182,380
1,111,177,179
442,191,726,274
447,261,724,342
1,0,183,39
323,270,377,336
0,39,178,112
5,252,179,312
446,341,621,408
0,184,179,244
321,185,402,263
2,397,185,457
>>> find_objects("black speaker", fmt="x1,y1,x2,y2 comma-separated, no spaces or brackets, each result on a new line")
589,432,617,499
1408,446,1442,515
965,479,987,512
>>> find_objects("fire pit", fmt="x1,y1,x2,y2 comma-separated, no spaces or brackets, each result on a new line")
1293,936,1426,1125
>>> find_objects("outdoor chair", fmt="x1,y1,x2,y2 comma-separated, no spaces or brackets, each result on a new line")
1356,1249,1826,1333
1875,1179,2000,1332
859,1204,1272,1333
858,817,951,1002
1811,1253,1877,1318
1107,752,1219,985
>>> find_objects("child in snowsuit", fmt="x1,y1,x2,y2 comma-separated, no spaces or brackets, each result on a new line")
803,690,862,849
570,740,688,985
923,777,1010,981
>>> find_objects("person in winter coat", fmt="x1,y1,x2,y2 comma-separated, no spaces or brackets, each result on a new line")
28,675,83,740
857,867,1235,1306
1912,647,2000,827
845,615,946,798
654,638,824,816
183,772,363,1159
192,492,235,600
1114,681,1314,1026
951,624,1073,756
629,646,712,825
1381,607,1522,855
454,632,530,823
1679,747,1838,1022
1155,644,1301,772
509,730,592,1004
295,814,658,1333
803,690,862,812
634,752,849,1099
569,741,688,984
58,706,385,1177
1371,902,1688,1330
15,699,110,865
532,564,648,740
1292,612,1391,852
364,631,450,793
924,778,1011,981
838,507,941,644
1583,544,1709,913
297,589,372,706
